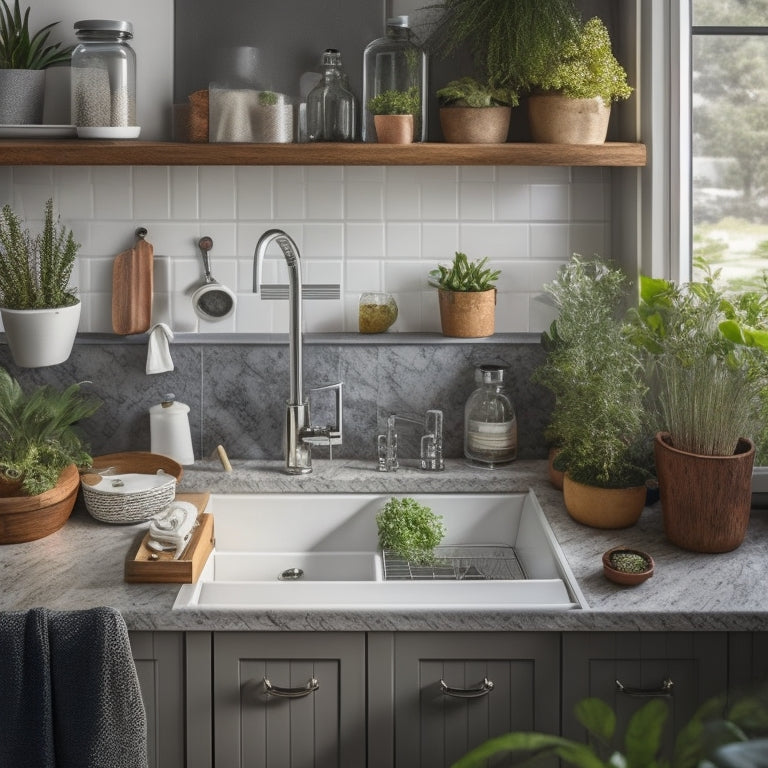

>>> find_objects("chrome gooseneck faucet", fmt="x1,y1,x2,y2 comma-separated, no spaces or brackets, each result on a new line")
254,229,342,474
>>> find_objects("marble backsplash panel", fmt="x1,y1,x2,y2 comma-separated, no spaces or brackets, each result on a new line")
0,336,551,464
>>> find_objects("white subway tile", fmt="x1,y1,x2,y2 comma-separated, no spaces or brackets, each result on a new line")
530,184,570,221
53,168,93,219
495,291,530,332
421,223,459,262
274,167,307,219
88,257,114,294
236,167,273,220
346,260,383,292
384,180,421,219
133,167,171,220
302,223,343,259
385,222,420,260
92,167,133,220
199,167,236,219
170,167,199,219
460,223,529,260
234,293,273,333
495,182,530,221
459,182,494,220
570,223,610,258
345,181,384,220
346,223,385,259
307,182,344,220
571,182,608,221
530,223,571,260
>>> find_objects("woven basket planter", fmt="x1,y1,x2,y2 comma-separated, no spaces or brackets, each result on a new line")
437,288,496,338
654,432,755,553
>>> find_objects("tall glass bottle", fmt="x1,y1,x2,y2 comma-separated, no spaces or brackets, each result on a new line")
464,363,517,468
362,16,427,142
306,49,357,142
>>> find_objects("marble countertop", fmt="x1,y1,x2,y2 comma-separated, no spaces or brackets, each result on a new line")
3,458,768,632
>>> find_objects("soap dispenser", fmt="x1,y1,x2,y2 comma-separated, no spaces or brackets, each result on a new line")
464,363,517,468
149,394,195,465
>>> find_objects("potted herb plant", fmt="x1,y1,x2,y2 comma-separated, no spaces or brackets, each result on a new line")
533,256,651,528
0,366,100,543
436,77,518,143
423,0,580,93
428,251,500,338
527,16,633,144
366,86,421,144
629,268,768,553
0,198,81,368
0,0,72,124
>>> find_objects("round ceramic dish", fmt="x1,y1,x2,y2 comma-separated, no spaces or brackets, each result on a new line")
602,546,654,586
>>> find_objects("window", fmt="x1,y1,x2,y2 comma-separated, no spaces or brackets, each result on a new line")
691,0,768,289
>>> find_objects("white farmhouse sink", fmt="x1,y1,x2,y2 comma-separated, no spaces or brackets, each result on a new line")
173,492,587,611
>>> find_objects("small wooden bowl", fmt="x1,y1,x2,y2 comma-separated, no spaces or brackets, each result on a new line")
602,546,654,586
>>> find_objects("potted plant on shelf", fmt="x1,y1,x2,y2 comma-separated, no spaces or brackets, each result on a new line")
423,0,580,93
428,251,500,338
533,256,651,528
0,0,73,124
436,77,518,143
0,366,100,543
366,86,421,144
527,16,633,144
629,267,768,553
0,198,81,368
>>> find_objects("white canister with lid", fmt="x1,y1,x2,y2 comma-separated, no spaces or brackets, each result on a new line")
150,394,195,465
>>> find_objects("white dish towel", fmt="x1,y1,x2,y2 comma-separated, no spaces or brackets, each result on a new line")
146,323,174,374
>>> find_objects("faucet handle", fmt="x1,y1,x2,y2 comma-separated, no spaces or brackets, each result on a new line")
420,409,444,471
303,382,343,446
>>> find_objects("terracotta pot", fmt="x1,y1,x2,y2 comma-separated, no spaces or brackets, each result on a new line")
548,447,564,490
562,474,646,529
0,463,79,544
602,547,654,586
373,114,414,144
654,432,755,553
439,106,511,144
528,94,611,144
437,288,496,338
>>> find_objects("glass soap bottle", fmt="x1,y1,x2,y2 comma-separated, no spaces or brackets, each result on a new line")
464,363,517,467
71,19,136,130
306,49,357,142
362,16,427,142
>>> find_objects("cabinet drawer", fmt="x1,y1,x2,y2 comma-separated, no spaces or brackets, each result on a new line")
213,632,366,768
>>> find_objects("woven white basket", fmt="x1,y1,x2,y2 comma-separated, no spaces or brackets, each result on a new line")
81,474,177,524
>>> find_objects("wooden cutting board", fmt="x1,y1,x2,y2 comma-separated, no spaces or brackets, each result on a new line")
112,234,154,335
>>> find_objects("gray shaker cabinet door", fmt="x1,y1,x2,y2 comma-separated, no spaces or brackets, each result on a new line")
213,632,366,768
130,631,187,768
393,632,560,768
562,632,728,758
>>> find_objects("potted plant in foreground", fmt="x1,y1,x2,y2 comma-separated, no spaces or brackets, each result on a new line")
436,77,518,143
533,256,651,528
629,267,768,553
0,0,73,124
428,251,500,338
0,366,100,543
0,198,81,368
366,86,421,144
527,16,633,144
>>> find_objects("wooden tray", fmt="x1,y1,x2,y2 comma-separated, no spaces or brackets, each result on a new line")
124,492,213,583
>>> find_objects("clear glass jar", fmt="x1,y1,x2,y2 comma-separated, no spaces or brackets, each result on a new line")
71,20,136,129
362,16,427,142
359,292,398,333
464,363,517,467
306,49,357,142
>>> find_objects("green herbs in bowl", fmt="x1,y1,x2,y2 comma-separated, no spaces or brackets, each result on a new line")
376,497,446,565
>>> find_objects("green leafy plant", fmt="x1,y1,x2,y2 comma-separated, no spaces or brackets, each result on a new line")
0,367,101,495
257,91,279,106
367,86,421,116
376,497,446,564
0,198,79,309
436,77,519,108
453,691,768,768
529,17,633,106
628,264,768,458
0,0,72,69
423,0,580,91
428,251,500,292
533,255,650,488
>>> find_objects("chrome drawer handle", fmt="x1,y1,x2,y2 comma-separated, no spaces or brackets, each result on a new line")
263,676,319,698
616,677,674,697
440,677,495,699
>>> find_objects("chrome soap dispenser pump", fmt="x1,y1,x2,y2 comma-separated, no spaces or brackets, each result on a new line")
464,362,517,468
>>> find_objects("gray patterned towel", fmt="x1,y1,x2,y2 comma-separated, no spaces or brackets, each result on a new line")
0,607,148,768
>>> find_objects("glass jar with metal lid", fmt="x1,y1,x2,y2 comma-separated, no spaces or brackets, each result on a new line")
71,19,137,135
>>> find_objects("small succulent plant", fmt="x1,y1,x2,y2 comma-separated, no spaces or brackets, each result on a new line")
428,251,501,293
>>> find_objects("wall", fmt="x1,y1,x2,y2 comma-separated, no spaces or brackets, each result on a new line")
0,165,611,335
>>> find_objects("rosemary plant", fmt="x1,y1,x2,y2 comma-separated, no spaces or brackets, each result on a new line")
0,198,79,309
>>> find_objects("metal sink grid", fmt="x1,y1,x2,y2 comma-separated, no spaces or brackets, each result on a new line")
382,545,526,582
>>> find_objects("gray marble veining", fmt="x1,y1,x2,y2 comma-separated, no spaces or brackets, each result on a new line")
2,459,768,633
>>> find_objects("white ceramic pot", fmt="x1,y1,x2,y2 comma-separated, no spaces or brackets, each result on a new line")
0,302,81,368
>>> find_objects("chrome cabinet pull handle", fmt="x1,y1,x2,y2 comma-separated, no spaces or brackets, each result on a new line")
615,678,674,697
263,676,319,698
440,677,494,699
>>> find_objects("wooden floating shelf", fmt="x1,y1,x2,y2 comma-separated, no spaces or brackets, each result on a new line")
0,140,646,167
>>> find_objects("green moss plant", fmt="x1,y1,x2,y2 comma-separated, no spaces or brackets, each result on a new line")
367,86,421,116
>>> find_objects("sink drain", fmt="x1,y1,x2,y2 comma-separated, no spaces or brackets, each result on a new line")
279,567,304,581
